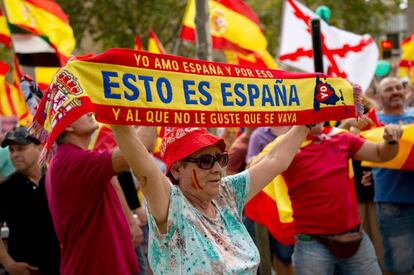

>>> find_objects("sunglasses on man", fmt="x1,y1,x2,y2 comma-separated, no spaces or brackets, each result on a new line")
184,152,229,170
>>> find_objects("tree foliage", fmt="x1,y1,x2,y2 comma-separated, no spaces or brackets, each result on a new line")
55,0,187,52
301,0,400,36
245,0,283,56
56,0,401,55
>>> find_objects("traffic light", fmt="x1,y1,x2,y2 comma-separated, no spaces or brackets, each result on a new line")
380,39,393,59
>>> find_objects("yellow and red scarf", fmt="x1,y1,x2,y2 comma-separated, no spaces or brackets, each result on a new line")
31,48,359,161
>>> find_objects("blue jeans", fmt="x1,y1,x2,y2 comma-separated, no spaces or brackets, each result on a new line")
135,225,149,275
242,215,256,244
269,233,294,264
293,232,381,275
377,203,414,274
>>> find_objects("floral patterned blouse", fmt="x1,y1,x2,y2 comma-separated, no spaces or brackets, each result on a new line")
147,171,259,274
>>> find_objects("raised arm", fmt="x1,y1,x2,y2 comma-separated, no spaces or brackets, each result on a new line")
111,148,129,173
338,115,374,132
354,124,402,162
247,125,309,201
111,126,170,233
111,126,158,173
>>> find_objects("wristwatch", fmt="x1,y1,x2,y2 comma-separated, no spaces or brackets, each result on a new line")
305,124,315,130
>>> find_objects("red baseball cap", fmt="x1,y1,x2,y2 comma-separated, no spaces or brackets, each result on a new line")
160,127,226,174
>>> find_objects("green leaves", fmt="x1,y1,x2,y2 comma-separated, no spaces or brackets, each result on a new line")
56,0,187,51
55,0,400,55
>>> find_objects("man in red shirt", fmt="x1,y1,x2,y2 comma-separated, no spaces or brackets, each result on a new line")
46,113,140,275
283,123,402,274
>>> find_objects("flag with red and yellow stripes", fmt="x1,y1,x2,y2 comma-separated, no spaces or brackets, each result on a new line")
244,137,313,245
0,61,11,117
224,49,278,69
0,9,11,48
148,31,167,54
34,53,95,92
180,0,267,53
361,124,414,170
34,66,59,91
399,34,414,83
134,35,143,51
244,169,296,245
3,0,76,65
12,56,23,88
0,61,31,126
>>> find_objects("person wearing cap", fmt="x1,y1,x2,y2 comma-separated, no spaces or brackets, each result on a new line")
111,124,313,274
0,126,61,275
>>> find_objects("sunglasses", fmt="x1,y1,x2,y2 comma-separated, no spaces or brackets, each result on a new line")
184,152,229,170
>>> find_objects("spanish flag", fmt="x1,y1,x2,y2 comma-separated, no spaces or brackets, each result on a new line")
0,9,11,48
34,66,59,91
148,31,167,54
180,0,267,53
134,35,144,51
244,168,296,245
12,56,23,88
361,124,414,170
34,53,95,92
0,61,31,126
152,127,164,158
399,34,414,83
244,128,355,245
12,57,32,125
3,0,76,65
244,138,314,245
0,61,11,117
224,49,278,69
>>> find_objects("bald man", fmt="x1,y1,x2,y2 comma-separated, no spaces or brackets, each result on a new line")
373,77,414,275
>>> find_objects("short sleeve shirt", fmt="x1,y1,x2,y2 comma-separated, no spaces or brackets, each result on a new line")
46,143,138,275
0,172,60,274
148,171,259,274
282,131,365,234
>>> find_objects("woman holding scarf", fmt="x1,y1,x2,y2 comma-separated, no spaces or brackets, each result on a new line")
112,125,311,274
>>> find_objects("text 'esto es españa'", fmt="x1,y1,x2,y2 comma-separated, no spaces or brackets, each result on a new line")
102,55,301,108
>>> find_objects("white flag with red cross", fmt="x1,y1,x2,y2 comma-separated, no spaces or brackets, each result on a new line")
279,0,378,92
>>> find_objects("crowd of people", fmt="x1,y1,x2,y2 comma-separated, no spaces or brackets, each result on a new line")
0,75,412,275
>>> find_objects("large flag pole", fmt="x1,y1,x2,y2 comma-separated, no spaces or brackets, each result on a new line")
195,0,212,61
311,18,324,73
